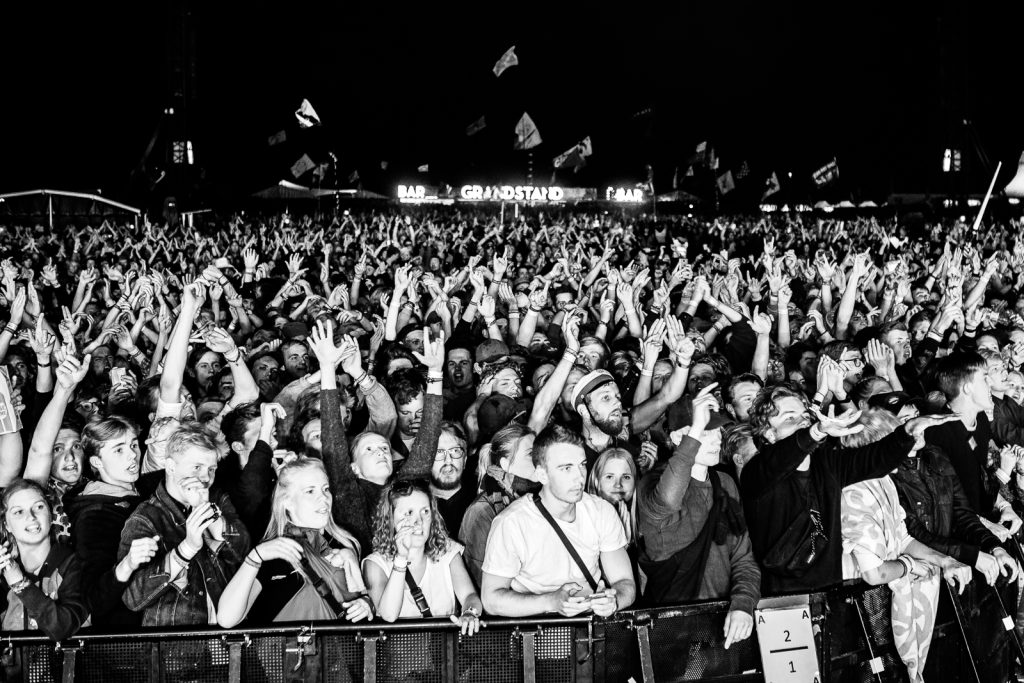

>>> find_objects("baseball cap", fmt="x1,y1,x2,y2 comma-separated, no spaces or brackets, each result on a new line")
476,339,510,366
281,321,310,341
478,394,530,445
868,391,927,416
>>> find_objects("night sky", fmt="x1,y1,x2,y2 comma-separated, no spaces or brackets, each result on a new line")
3,2,1021,207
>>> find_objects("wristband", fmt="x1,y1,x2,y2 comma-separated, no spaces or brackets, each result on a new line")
4,324,16,335
244,555,262,569
809,423,827,441
174,546,193,564
426,375,443,384
218,277,228,286
9,578,31,595
392,556,409,571
529,306,543,313
37,361,52,368
508,311,521,319
484,318,496,326
462,606,481,618
640,369,654,377
253,547,265,563
224,350,241,364
493,279,504,285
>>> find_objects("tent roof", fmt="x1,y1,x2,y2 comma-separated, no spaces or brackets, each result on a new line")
253,181,388,200
0,188,140,214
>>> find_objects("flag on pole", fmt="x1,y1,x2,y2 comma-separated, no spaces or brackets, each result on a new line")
294,99,320,128
716,170,736,195
417,164,429,173
708,148,720,170
312,162,329,182
514,112,542,150
290,154,315,179
380,160,389,170
685,165,694,177
762,171,781,199
552,136,592,169
672,166,679,190
267,130,287,146
812,158,840,187
695,141,707,155
736,160,751,180
466,116,486,136
348,170,360,184
493,46,519,77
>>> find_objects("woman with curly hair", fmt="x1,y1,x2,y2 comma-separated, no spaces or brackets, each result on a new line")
363,479,482,635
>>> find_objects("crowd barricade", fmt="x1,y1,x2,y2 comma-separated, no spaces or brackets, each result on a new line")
0,578,1018,682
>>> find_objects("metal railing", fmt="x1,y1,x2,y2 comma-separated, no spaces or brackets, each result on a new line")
0,577,1018,682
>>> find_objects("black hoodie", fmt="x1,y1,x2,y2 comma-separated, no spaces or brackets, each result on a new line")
64,471,161,628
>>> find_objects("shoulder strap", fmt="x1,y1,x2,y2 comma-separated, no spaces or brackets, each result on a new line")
295,556,345,618
404,570,433,617
533,494,599,591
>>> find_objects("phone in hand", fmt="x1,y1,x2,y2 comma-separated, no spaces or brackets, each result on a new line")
110,367,126,388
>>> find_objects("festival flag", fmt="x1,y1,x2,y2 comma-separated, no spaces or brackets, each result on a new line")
812,158,840,187
493,46,519,77
417,164,429,172
1004,151,1024,198
312,162,329,182
736,160,751,180
708,148,720,170
716,170,736,195
695,141,708,155
514,112,542,150
290,154,315,179
466,116,487,136
380,160,389,170
762,171,781,199
348,170,360,184
553,136,592,170
685,165,694,177
267,130,287,146
672,166,679,189
294,99,321,128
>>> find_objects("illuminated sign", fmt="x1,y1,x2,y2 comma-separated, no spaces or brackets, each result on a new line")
459,185,565,202
398,184,428,200
605,187,646,202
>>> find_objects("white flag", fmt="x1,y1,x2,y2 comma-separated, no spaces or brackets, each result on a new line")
290,154,315,178
514,112,542,150
695,141,707,154
762,171,781,200
578,136,593,158
493,46,519,77
417,164,429,173
294,99,321,128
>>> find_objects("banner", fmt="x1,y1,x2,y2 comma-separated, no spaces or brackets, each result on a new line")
812,158,839,187
553,137,592,170
717,170,736,195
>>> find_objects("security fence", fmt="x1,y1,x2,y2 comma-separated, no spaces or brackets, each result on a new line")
0,578,1019,682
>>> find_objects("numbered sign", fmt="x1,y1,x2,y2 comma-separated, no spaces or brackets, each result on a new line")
755,602,820,683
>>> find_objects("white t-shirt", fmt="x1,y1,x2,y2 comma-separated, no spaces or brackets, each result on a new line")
363,542,464,618
481,493,626,596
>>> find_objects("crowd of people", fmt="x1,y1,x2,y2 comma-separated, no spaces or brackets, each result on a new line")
1,208,1024,680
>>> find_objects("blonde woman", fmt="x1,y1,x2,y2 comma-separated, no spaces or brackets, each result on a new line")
363,479,482,635
218,457,371,626
586,448,639,548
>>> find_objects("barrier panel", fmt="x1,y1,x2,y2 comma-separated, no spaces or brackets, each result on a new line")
0,578,1018,682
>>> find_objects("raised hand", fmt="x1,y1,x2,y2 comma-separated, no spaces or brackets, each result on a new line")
810,405,863,438
203,327,237,355
338,335,363,378
749,311,773,337
307,319,343,367
561,307,582,353
411,327,445,373
55,354,91,391
664,315,695,365
642,319,666,360
478,295,497,321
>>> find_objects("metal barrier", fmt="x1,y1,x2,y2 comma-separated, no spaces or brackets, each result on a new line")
0,578,1018,682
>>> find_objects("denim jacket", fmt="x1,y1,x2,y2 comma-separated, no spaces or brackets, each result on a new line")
118,482,250,626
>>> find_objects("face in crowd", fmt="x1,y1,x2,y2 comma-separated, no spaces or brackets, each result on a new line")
432,431,466,491
581,383,624,437
537,442,588,505
446,348,473,390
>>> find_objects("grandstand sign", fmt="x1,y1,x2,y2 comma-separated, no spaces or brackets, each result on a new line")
459,184,565,203
605,187,646,202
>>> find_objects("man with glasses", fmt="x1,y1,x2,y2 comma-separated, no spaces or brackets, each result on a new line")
432,421,475,536
817,341,865,408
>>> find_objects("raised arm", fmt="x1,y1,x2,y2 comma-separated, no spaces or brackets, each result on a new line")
397,328,445,480
160,281,206,404
24,354,89,486
529,310,581,433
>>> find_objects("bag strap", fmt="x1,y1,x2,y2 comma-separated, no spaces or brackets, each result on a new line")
295,556,346,618
404,570,433,617
533,494,599,591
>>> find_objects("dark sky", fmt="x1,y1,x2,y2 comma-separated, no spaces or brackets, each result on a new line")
3,2,1021,207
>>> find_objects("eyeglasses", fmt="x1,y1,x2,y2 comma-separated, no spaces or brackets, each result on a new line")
840,357,865,368
434,447,466,462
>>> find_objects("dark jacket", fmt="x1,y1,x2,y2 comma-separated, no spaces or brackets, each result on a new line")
214,439,276,538
0,543,87,641
925,412,997,516
891,446,1001,567
992,395,1024,449
118,483,251,626
637,435,760,614
741,426,915,595
321,387,441,555
64,471,162,628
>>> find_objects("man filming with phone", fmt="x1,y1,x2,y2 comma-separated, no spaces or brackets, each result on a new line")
480,424,636,617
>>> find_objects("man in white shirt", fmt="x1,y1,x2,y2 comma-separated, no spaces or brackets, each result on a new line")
480,424,636,617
